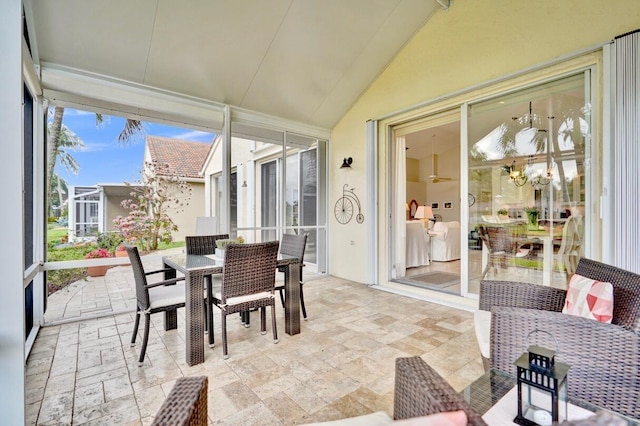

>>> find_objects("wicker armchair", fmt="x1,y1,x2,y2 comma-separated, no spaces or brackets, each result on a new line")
275,233,308,319
185,234,229,347
126,245,187,366
152,376,208,425
210,241,280,359
394,356,486,425
479,258,640,419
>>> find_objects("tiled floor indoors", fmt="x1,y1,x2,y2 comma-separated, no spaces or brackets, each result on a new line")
26,252,484,425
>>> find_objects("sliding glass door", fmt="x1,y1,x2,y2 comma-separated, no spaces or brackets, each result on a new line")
213,122,327,273
467,72,591,292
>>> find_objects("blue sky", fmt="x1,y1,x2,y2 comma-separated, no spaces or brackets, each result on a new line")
55,108,215,187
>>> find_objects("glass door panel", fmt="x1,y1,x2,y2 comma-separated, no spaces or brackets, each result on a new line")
225,124,327,275
229,123,284,243
467,73,589,292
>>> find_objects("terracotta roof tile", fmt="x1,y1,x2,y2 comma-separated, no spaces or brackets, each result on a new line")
146,136,212,179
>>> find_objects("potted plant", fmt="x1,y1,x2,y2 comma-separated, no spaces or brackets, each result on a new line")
215,237,244,257
85,248,114,277
115,244,130,265
497,208,508,219
523,206,540,230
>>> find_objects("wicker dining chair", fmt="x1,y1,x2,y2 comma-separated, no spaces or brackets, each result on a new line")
210,241,280,359
126,245,188,366
152,376,208,426
185,234,229,347
275,233,308,319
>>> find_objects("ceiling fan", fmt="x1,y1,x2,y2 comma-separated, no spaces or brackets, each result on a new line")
428,153,452,183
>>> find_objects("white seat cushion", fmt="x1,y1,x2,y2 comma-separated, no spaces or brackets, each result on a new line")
214,290,274,306
474,309,492,359
149,283,186,309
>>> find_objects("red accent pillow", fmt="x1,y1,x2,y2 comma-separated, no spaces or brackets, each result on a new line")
562,274,614,323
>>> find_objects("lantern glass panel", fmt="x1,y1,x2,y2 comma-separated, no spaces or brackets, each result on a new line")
518,380,567,425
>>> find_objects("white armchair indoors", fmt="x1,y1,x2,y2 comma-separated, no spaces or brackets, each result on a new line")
430,221,461,262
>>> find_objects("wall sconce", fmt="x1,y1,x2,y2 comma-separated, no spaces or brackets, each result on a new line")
241,180,247,188
509,160,528,187
340,157,353,169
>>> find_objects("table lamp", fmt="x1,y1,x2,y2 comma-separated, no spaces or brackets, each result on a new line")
414,205,434,228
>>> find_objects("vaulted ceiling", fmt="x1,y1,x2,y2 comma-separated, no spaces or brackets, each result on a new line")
29,0,444,129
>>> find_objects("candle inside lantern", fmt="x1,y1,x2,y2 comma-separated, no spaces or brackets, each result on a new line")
533,409,552,426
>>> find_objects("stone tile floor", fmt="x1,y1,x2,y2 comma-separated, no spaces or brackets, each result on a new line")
27,252,484,425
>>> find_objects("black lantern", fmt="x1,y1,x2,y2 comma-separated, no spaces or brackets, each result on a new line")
514,331,570,426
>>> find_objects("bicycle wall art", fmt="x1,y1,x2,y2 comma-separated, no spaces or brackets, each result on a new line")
334,184,364,224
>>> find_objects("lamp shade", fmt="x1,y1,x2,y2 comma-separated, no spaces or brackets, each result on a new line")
414,205,434,219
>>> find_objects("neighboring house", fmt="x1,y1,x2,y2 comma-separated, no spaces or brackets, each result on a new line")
144,136,212,241
67,136,213,243
67,184,137,242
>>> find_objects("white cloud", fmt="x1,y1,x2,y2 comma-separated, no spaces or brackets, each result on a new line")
169,130,215,141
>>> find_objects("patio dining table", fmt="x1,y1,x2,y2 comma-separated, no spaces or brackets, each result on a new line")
162,252,301,366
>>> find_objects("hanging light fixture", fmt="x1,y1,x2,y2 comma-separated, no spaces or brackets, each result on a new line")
530,168,552,189
509,160,528,187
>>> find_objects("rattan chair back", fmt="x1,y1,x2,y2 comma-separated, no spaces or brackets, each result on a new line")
221,241,279,303
185,234,229,255
279,233,307,281
575,258,640,333
125,245,151,310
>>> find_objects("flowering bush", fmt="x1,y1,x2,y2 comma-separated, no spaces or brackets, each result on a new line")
113,160,191,251
85,248,115,259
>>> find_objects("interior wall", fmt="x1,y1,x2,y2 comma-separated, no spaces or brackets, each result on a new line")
425,146,460,223
406,158,426,216
328,0,640,284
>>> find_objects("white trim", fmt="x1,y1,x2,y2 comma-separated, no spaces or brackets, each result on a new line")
0,1,26,421
366,120,378,285
459,103,470,297
230,106,330,140
22,39,41,97
601,43,615,264
40,63,225,131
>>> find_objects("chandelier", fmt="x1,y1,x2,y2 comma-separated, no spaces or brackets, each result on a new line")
509,160,528,187
530,168,552,189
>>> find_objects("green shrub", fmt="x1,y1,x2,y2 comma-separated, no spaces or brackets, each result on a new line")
215,238,244,249
96,232,124,253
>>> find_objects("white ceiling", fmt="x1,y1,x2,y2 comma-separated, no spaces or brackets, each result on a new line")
29,0,442,129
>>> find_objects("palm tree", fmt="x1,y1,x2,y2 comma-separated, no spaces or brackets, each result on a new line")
46,106,144,187
48,173,68,218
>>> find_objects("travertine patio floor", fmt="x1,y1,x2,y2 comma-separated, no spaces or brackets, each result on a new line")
26,251,484,425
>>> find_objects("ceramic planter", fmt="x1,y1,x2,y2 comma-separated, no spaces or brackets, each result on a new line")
87,265,110,277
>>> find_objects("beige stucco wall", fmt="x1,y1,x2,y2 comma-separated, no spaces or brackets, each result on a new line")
104,195,129,232
173,182,205,241
329,0,640,284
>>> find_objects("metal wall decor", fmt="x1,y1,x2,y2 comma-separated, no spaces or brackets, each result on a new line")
334,184,364,224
